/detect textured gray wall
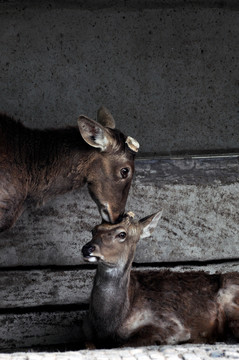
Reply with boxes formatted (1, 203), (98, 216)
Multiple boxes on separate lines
(0, 157), (238, 267)
(0, 0), (238, 155)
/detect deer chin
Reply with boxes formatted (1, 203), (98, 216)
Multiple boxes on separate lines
(86, 256), (98, 263)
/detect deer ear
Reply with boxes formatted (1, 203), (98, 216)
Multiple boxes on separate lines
(97, 106), (115, 129)
(139, 210), (163, 239)
(78, 116), (111, 151)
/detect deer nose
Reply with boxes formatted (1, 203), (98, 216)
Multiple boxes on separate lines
(101, 206), (111, 223)
(82, 243), (96, 258)
(101, 204), (122, 224)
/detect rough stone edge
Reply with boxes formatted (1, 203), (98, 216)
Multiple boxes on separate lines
(1, 344), (239, 360)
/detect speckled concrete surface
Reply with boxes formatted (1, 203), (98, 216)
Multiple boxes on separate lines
(1, 345), (239, 360)
(1, 1), (239, 155)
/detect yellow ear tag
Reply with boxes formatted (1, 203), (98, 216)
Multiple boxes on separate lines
(126, 211), (135, 219)
(125, 136), (140, 153)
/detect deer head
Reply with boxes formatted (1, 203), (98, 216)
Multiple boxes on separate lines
(78, 107), (139, 223)
(82, 210), (162, 268)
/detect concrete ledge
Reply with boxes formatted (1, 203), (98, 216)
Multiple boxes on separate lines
(1, 344), (239, 360)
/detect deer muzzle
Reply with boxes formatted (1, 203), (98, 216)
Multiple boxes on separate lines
(82, 243), (96, 258)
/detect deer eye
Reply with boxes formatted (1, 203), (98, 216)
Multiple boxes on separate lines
(118, 232), (126, 240)
(120, 168), (129, 179)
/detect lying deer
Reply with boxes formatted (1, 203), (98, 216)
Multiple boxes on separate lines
(82, 211), (239, 348)
(0, 107), (139, 232)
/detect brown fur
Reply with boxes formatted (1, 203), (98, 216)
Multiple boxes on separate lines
(82, 212), (239, 348)
(0, 109), (138, 231)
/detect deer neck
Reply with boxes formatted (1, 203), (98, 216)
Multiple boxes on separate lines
(90, 261), (132, 338)
(26, 127), (96, 198)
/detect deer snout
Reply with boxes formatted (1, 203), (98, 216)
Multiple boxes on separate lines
(100, 203), (124, 224)
(100, 205), (112, 223)
(82, 243), (96, 258)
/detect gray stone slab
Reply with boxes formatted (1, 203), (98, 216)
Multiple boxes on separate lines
(0, 158), (238, 266)
(1, 263), (239, 309)
(0, 269), (93, 308)
(0, 310), (85, 352)
(135, 157), (239, 186)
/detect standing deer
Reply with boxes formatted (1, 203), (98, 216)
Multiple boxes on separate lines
(0, 107), (139, 232)
(82, 211), (239, 348)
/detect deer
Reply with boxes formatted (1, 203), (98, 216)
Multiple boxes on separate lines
(82, 211), (239, 348)
(0, 107), (139, 232)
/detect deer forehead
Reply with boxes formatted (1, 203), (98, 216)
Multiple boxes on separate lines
(108, 152), (134, 166)
(93, 224), (139, 245)
(95, 216), (136, 233)
(93, 153), (134, 174)
(95, 226), (128, 238)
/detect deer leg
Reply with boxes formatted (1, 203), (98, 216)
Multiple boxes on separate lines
(219, 285), (239, 340)
(122, 325), (167, 347)
(225, 305), (239, 339)
(122, 317), (191, 347)
(82, 315), (97, 349)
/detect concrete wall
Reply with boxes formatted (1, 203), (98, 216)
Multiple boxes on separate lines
(1, 0), (239, 156)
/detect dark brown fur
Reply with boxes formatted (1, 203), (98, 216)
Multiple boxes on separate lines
(82, 212), (239, 348)
(0, 108), (138, 231)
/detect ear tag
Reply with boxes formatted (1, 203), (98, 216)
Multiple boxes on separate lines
(125, 136), (140, 153)
(126, 211), (135, 219)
